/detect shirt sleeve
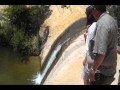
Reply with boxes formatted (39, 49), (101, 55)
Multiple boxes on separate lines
(93, 24), (109, 55)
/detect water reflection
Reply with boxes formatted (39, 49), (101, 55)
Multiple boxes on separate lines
(0, 46), (41, 85)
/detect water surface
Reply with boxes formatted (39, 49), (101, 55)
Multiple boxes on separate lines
(0, 46), (41, 85)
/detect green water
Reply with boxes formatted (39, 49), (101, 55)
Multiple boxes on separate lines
(0, 46), (41, 85)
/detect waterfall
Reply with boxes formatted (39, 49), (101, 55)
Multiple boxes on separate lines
(32, 44), (62, 85)
(32, 38), (70, 85)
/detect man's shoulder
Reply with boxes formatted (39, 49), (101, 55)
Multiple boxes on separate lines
(103, 13), (115, 22)
(98, 13), (115, 27)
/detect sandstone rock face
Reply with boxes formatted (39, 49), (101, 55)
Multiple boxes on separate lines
(40, 5), (88, 85)
(40, 5), (88, 66)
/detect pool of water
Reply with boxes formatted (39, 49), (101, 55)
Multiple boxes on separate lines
(0, 46), (41, 85)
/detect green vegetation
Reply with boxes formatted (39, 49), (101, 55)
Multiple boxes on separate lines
(107, 5), (120, 46)
(107, 5), (120, 26)
(0, 5), (51, 56)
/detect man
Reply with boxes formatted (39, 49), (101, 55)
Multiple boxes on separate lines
(88, 5), (118, 85)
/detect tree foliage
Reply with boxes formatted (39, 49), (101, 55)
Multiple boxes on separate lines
(0, 5), (51, 55)
(107, 5), (120, 45)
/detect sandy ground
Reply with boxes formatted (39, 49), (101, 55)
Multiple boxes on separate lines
(40, 5), (88, 65)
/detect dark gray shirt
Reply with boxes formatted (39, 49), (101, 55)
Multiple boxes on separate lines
(93, 13), (118, 76)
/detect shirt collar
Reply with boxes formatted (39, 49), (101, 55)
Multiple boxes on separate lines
(98, 12), (107, 21)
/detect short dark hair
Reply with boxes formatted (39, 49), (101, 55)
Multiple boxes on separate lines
(93, 5), (106, 13)
(86, 5), (96, 25)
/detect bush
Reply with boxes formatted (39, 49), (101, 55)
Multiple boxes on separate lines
(107, 5), (120, 46)
(4, 5), (51, 37)
(11, 28), (25, 50)
(107, 5), (120, 27)
(4, 5), (32, 37)
(0, 5), (51, 55)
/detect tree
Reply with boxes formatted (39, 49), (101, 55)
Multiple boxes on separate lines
(0, 5), (52, 56)
(107, 5), (120, 46)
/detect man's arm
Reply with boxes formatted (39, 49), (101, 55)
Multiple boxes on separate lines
(88, 54), (105, 82)
(88, 24), (108, 82)
(91, 54), (105, 71)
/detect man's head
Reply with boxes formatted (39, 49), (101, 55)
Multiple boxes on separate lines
(92, 5), (106, 21)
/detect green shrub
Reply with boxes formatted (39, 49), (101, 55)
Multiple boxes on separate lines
(0, 5), (51, 55)
(107, 5), (120, 46)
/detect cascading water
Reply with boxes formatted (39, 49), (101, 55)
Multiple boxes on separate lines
(32, 44), (62, 85)
(32, 39), (70, 85)
(32, 18), (86, 85)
